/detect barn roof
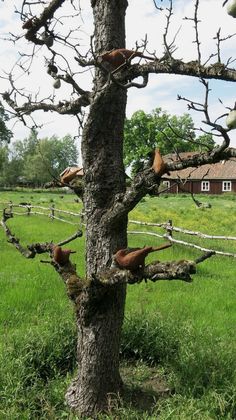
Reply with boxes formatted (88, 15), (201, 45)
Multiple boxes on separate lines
(164, 152), (236, 180)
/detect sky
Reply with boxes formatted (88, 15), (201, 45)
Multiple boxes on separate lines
(0, 0), (235, 153)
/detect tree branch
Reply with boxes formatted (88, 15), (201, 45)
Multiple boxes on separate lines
(103, 147), (236, 228)
(23, 0), (66, 45)
(1, 210), (86, 303)
(97, 259), (197, 285)
(0, 211), (82, 259)
(115, 58), (236, 86)
(2, 91), (91, 118)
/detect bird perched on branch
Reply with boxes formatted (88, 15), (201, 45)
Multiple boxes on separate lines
(151, 148), (170, 176)
(114, 242), (172, 271)
(60, 166), (82, 184)
(52, 245), (76, 266)
(97, 48), (155, 71)
(22, 17), (35, 30)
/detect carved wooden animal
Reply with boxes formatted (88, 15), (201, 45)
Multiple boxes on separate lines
(152, 148), (169, 176)
(60, 167), (81, 184)
(52, 245), (76, 266)
(97, 48), (155, 70)
(22, 18), (34, 30)
(114, 242), (172, 271)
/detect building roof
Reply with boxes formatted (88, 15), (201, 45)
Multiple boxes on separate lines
(164, 152), (236, 180)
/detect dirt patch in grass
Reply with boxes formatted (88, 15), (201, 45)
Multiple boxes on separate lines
(120, 363), (171, 413)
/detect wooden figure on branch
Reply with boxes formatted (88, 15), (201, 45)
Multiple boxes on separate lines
(151, 148), (170, 176)
(114, 242), (172, 271)
(22, 17), (35, 30)
(52, 245), (76, 266)
(60, 167), (82, 184)
(97, 48), (155, 71)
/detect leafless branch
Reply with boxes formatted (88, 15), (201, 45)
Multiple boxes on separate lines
(162, 0), (180, 60)
(0, 207), (204, 296)
(0, 211), (83, 259)
(159, 122), (214, 152)
(178, 78), (231, 154)
(152, 0), (164, 11)
(107, 72), (149, 90)
(103, 144), (236, 228)
(183, 0), (201, 64)
(2, 90), (91, 120)
(118, 58), (236, 87)
(193, 0), (201, 64)
(100, 248), (220, 285)
(21, 0), (66, 46)
(213, 27), (236, 65)
(98, 259), (196, 285)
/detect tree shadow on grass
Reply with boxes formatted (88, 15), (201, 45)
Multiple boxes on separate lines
(119, 363), (172, 415)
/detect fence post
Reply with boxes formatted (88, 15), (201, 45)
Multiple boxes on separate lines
(166, 219), (173, 239)
(27, 204), (31, 216)
(50, 204), (55, 220)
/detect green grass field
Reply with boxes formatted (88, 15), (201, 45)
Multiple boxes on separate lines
(0, 190), (236, 419)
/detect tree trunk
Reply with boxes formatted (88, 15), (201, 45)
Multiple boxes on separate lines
(66, 0), (128, 415)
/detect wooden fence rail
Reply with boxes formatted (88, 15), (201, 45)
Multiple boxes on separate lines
(129, 219), (236, 241)
(0, 202), (82, 226)
(128, 219), (236, 258)
(1, 202), (236, 257)
(127, 230), (236, 258)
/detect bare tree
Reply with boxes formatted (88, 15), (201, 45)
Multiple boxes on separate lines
(1, 0), (236, 416)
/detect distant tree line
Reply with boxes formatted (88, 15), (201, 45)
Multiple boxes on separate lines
(0, 103), (215, 186)
(0, 126), (79, 188)
(0, 103), (13, 182)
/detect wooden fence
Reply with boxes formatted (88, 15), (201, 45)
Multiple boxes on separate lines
(128, 219), (236, 258)
(1, 202), (236, 258)
(0, 202), (82, 226)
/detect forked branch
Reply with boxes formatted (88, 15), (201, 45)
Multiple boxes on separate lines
(1, 209), (214, 288)
(0, 210), (82, 259)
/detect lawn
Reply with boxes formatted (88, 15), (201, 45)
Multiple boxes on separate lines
(0, 190), (236, 419)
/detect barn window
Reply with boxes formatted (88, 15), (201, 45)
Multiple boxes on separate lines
(162, 180), (170, 189)
(201, 181), (210, 191)
(222, 181), (232, 192)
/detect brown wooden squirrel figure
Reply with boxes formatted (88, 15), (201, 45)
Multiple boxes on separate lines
(52, 245), (76, 266)
(97, 48), (155, 70)
(22, 17), (35, 30)
(151, 148), (169, 176)
(60, 167), (81, 184)
(114, 242), (172, 271)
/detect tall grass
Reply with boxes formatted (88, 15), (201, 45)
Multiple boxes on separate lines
(0, 191), (236, 418)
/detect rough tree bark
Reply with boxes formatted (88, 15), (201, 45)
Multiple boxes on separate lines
(66, 0), (129, 415)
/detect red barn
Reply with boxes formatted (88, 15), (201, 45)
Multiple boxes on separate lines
(162, 152), (236, 194)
